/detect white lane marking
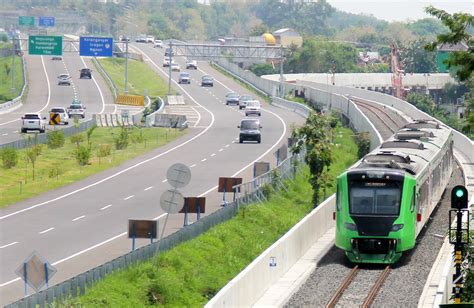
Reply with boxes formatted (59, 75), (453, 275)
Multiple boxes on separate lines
(211, 153), (216, 157)
(1, 133), (7, 136)
(39, 227), (55, 234)
(162, 179), (168, 183)
(225, 144), (230, 147)
(123, 195), (134, 200)
(1, 213), (168, 288)
(201, 158), (207, 162)
(198, 108), (288, 198)
(100, 204), (113, 210)
(144, 186), (153, 191)
(219, 148), (223, 152)
(190, 106), (201, 127)
(0, 242), (18, 249)
(13, 130), (18, 133)
(72, 215), (85, 222)
(190, 164), (197, 168)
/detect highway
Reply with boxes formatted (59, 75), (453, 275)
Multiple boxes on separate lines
(0, 39), (115, 145)
(0, 42), (305, 305)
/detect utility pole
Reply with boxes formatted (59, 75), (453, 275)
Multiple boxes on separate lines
(11, 36), (16, 93)
(279, 46), (284, 98)
(168, 41), (173, 96)
(124, 38), (129, 94)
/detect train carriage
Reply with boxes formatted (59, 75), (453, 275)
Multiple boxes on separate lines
(335, 120), (454, 264)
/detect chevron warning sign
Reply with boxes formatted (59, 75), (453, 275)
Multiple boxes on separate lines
(116, 94), (144, 106)
(49, 112), (60, 125)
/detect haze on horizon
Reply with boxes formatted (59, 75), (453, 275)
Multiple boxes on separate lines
(327, 0), (473, 22)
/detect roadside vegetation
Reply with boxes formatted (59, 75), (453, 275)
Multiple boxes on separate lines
(0, 127), (186, 208)
(0, 54), (23, 103)
(63, 118), (358, 307)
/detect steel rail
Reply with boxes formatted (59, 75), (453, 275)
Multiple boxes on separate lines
(326, 265), (359, 308)
(362, 266), (391, 308)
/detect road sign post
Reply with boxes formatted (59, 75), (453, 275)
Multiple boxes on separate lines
(28, 35), (62, 56)
(79, 37), (113, 57)
(15, 251), (57, 295)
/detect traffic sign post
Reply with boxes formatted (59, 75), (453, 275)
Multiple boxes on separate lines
(179, 197), (206, 226)
(39, 16), (55, 27)
(448, 185), (470, 304)
(49, 112), (60, 125)
(28, 35), (62, 56)
(15, 251), (57, 295)
(19, 16), (35, 27)
(79, 36), (113, 57)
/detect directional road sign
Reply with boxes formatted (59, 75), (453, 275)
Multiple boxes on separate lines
(19, 16), (35, 26)
(39, 16), (55, 27)
(29, 36), (62, 56)
(49, 112), (60, 125)
(15, 251), (57, 293)
(79, 36), (113, 57)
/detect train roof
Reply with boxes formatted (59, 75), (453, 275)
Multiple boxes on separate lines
(350, 120), (452, 177)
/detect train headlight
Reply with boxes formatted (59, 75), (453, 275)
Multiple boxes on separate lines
(344, 223), (357, 231)
(391, 224), (404, 232)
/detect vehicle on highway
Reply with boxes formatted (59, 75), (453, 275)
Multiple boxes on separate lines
(163, 57), (175, 67)
(51, 56), (62, 61)
(201, 75), (214, 87)
(335, 120), (453, 264)
(154, 39), (163, 48)
(225, 92), (240, 105)
(171, 63), (181, 72)
(67, 100), (86, 118)
(49, 107), (70, 125)
(186, 59), (197, 69)
(164, 47), (175, 57)
(244, 100), (261, 116)
(146, 35), (155, 43)
(238, 118), (261, 144)
(79, 68), (92, 79)
(119, 35), (130, 42)
(178, 72), (191, 84)
(238, 95), (253, 109)
(135, 35), (147, 43)
(57, 73), (71, 86)
(21, 113), (46, 133)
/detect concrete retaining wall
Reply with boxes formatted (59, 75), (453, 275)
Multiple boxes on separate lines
(206, 197), (336, 308)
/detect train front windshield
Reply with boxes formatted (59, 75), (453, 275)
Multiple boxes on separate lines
(349, 181), (402, 215)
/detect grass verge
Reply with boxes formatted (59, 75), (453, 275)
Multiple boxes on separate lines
(0, 55), (23, 103)
(97, 58), (172, 97)
(0, 127), (186, 208)
(65, 125), (357, 307)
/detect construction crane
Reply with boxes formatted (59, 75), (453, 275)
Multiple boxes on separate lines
(390, 42), (405, 98)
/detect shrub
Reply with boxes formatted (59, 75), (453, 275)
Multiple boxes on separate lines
(0, 148), (18, 169)
(115, 126), (129, 150)
(355, 132), (371, 158)
(47, 130), (65, 149)
(74, 145), (92, 166)
(97, 144), (112, 163)
(70, 134), (85, 148)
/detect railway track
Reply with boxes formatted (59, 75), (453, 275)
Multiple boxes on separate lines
(352, 100), (399, 135)
(326, 266), (391, 308)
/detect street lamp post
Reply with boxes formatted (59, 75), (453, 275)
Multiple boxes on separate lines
(11, 36), (16, 93)
(168, 41), (173, 96)
(124, 38), (129, 94)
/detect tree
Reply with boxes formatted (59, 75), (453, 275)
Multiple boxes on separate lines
(26, 145), (42, 181)
(400, 39), (437, 73)
(291, 112), (333, 206)
(425, 6), (473, 81)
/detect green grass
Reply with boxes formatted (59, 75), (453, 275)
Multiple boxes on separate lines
(0, 127), (186, 208)
(97, 58), (171, 97)
(66, 126), (358, 307)
(0, 55), (23, 103)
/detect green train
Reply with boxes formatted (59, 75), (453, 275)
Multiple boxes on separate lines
(335, 120), (454, 264)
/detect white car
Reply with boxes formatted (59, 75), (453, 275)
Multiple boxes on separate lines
(186, 60), (197, 69)
(178, 72), (191, 84)
(171, 63), (181, 72)
(146, 35), (155, 43)
(49, 107), (70, 125)
(57, 73), (71, 86)
(21, 113), (46, 133)
(163, 58), (175, 67)
(154, 40), (163, 48)
(239, 95), (253, 110)
(67, 102), (86, 119)
(245, 100), (261, 116)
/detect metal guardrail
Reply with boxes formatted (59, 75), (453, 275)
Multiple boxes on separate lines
(5, 148), (306, 308)
(91, 57), (118, 99)
(0, 120), (96, 150)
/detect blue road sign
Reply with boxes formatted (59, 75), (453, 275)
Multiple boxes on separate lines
(39, 17), (55, 27)
(79, 36), (113, 57)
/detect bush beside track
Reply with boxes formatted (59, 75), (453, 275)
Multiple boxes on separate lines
(63, 124), (358, 307)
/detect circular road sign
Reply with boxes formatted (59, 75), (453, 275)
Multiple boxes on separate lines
(160, 189), (184, 214)
(166, 163), (191, 189)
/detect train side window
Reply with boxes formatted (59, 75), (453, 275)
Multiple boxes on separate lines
(410, 188), (416, 212)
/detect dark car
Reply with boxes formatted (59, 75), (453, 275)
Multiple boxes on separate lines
(225, 92), (240, 105)
(51, 56), (62, 61)
(201, 75), (214, 87)
(238, 118), (262, 143)
(80, 68), (92, 79)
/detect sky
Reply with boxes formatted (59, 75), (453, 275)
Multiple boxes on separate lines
(326, 0), (473, 22)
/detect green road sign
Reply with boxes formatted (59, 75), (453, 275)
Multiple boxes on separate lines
(19, 16), (35, 26)
(28, 36), (62, 56)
